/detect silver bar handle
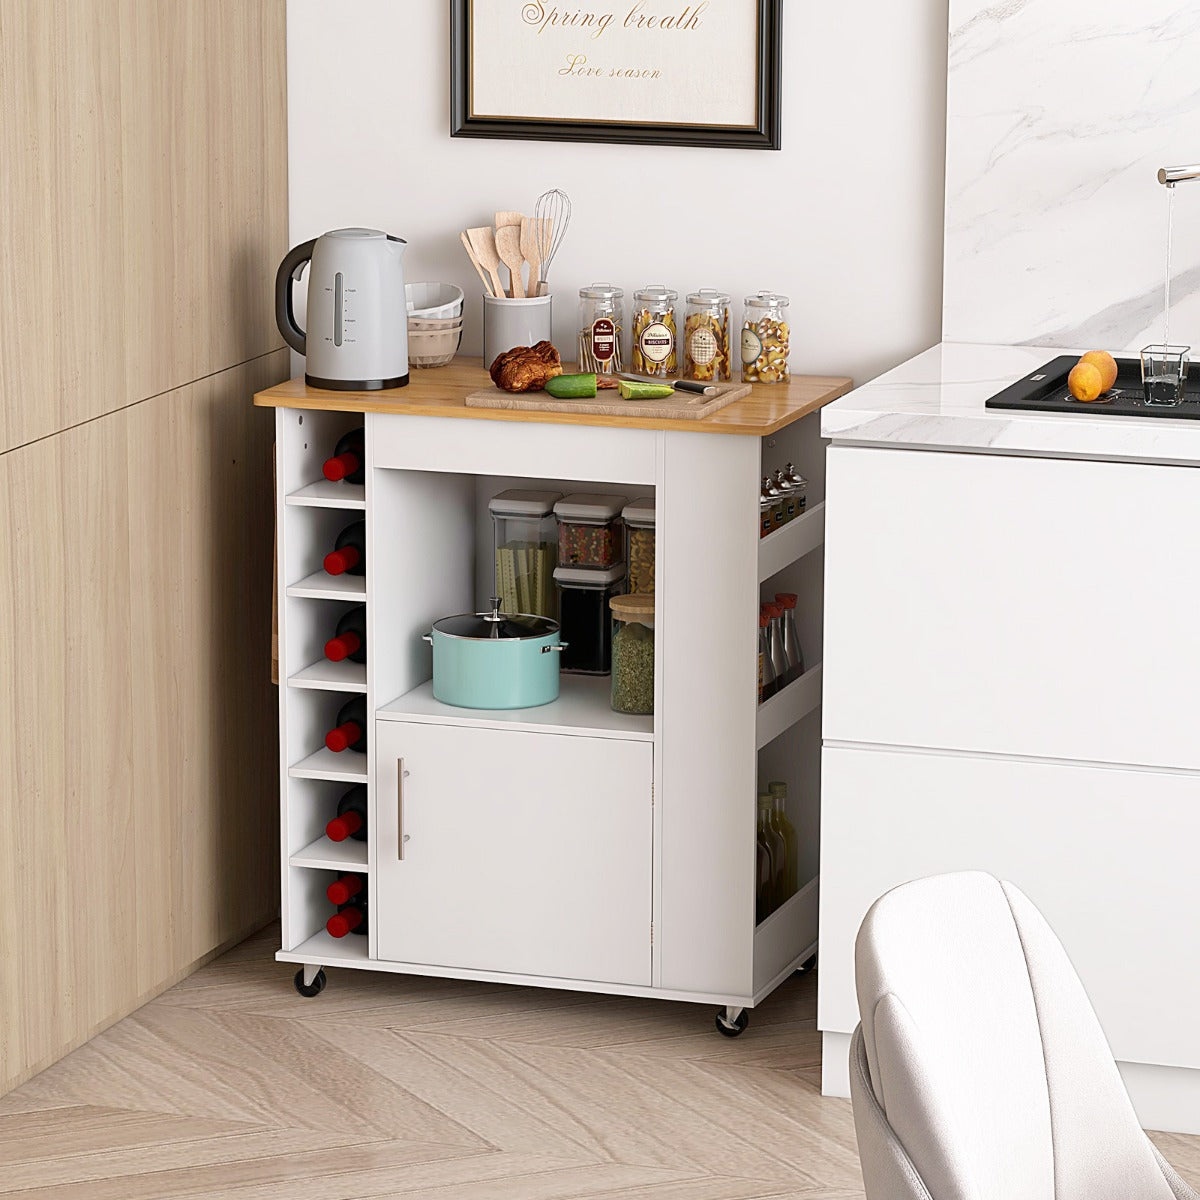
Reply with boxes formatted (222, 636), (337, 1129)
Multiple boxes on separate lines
(397, 758), (410, 860)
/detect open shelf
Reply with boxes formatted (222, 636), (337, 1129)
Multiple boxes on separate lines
(756, 663), (822, 750)
(285, 479), (366, 510)
(378, 673), (654, 742)
(286, 570), (367, 602)
(290, 835), (368, 871)
(277, 927), (370, 969)
(758, 502), (825, 582)
(753, 874), (820, 996)
(289, 747), (368, 783)
(288, 659), (367, 693)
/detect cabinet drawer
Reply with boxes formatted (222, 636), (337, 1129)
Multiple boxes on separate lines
(824, 446), (1200, 769)
(818, 745), (1200, 1070)
(374, 722), (653, 986)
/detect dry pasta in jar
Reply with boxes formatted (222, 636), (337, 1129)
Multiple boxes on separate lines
(741, 292), (790, 384)
(683, 289), (732, 382)
(631, 285), (678, 378)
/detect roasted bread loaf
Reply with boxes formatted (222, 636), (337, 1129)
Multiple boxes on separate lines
(489, 341), (563, 393)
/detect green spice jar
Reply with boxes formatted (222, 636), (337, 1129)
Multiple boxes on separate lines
(610, 593), (655, 715)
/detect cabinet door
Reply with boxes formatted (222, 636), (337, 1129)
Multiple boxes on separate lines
(824, 445), (1200, 770)
(374, 723), (653, 986)
(818, 745), (1200, 1071)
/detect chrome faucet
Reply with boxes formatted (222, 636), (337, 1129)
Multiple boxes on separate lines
(1158, 165), (1200, 187)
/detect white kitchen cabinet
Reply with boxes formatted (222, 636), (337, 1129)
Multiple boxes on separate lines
(820, 357), (1200, 1131)
(373, 722), (653, 986)
(819, 744), (1200, 1072)
(260, 367), (847, 1029)
(824, 445), (1200, 771)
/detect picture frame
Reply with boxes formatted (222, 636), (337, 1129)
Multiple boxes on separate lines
(450, 1), (782, 150)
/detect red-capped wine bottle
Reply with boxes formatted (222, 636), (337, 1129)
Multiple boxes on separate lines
(325, 605), (367, 664)
(323, 428), (365, 484)
(325, 696), (367, 754)
(326, 899), (368, 938)
(324, 520), (366, 577)
(325, 785), (368, 843)
(326, 872), (365, 906)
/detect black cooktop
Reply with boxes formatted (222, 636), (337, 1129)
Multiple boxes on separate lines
(985, 355), (1200, 420)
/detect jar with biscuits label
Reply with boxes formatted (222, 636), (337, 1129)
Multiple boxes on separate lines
(632, 285), (678, 378)
(741, 292), (790, 384)
(578, 283), (625, 374)
(683, 289), (732, 383)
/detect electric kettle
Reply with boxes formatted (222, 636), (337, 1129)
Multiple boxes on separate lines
(275, 228), (409, 390)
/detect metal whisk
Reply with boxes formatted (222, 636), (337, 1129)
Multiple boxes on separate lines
(532, 188), (572, 297)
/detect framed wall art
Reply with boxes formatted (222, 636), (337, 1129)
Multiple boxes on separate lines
(450, 1), (783, 150)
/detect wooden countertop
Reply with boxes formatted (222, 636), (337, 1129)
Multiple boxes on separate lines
(254, 359), (853, 436)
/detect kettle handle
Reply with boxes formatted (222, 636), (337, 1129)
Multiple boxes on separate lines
(274, 239), (316, 355)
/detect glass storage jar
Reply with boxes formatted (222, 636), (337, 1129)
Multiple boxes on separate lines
(741, 292), (790, 384)
(683, 289), (732, 382)
(553, 564), (626, 675)
(578, 283), (625, 373)
(610, 593), (655, 714)
(489, 489), (561, 619)
(554, 493), (625, 568)
(631, 285), (678, 378)
(622, 497), (655, 593)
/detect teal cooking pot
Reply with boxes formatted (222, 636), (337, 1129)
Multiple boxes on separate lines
(423, 597), (564, 709)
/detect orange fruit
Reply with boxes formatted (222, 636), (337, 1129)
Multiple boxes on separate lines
(1079, 350), (1118, 392)
(1068, 361), (1104, 402)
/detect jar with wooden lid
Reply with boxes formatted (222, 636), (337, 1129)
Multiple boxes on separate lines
(610, 593), (655, 714)
(578, 283), (625, 374)
(741, 292), (790, 383)
(631, 285), (678, 378)
(683, 289), (731, 382)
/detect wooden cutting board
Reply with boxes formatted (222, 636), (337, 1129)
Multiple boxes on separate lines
(465, 379), (752, 421)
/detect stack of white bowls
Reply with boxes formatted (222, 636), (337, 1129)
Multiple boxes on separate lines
(407, 283), (464, 368)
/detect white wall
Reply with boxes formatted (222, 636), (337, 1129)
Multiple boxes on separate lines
(286, 1), (949, 386)
(943, 0), (1200, 349)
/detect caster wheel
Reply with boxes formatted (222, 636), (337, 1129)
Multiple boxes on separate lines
(715, 1008), (749, 1038)
(294, 967), (327, 998)
(795, 953), (818, 976)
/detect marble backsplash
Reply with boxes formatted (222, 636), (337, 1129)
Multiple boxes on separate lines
(942, 0), (1200, 351)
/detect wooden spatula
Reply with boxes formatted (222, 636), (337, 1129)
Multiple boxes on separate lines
(495, 225), (526, 298)
(466, 226), (506, 299)
(520, 217), (548, 299)
(460, 231), (495, 296)
(495, 210), (523, 233)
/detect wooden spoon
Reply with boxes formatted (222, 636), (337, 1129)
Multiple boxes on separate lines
(495, 224), (526, 298)
(466, 226), (506, 299)
(520, 217), (548, 299)
(460, 231), (495, 297)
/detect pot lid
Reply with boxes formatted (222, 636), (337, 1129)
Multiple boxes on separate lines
(432, 597), (558, 641)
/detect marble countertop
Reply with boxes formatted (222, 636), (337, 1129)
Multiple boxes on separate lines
(822, 342), (1200, 466)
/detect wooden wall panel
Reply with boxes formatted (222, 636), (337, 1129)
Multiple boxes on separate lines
(0, 352), (286, 1094)
(0, 0), (288, 453)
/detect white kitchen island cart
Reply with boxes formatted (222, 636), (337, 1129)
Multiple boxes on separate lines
(258, 361), (850, 1034)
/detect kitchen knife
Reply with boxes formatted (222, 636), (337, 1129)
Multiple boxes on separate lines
(619, 373), (718, 396)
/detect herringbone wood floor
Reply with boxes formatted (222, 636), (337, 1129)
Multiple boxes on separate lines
(2, 925), (1199, 1199)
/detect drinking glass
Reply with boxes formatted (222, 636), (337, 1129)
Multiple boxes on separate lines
(1140, 344), (1190, 407)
